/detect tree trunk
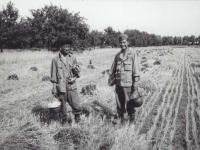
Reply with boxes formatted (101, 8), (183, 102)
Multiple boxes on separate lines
(0, 46), (3, 53)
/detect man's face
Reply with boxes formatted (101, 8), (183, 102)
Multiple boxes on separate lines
(119, 39), (129, 51)
(61, 44), (72, 55)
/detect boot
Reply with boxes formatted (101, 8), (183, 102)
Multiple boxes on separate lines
(129, 114), (135, 125)
(112, 113), (124, 125)
(61, 114), (69, 126)
(75, 114), (81, 123)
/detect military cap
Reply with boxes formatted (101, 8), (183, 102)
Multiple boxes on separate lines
(119, 34), (128, 41)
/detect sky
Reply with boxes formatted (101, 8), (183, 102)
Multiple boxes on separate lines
(0, 0), (200, 37)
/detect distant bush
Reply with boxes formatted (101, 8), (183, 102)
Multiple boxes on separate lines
(191, 63), (200, 68)
(141, 67), (148, 73)
(193, 72), (200, 79)
(77, 62), (83, 66)
(142, 63), (152, 68)
(7, 74), (19, 80)
(30, 66), (38, 71)
(42, 75), (50, 81)
(87, 64), (95, 69)
(81, 84), (96, 95)
(153, 60), (161, 65)
(101, 69), (110, 75)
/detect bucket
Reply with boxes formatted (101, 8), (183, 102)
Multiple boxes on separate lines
(48, 95), (61, 113)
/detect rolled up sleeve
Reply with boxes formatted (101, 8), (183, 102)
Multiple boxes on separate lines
(50, 59), (57, 83)
(132, 53), (140, 77)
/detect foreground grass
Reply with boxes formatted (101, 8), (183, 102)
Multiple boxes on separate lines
(2, 46), (198, 149)
(0, 48), (150, 150)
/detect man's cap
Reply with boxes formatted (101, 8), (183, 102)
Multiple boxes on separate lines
(119, 34), (128, 41)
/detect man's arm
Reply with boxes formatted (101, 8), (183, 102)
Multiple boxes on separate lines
(50, 59), (58, 95)
(109, 56), (117, 76)
(108, 56), (117, 86)
(132, 52), (141, 91)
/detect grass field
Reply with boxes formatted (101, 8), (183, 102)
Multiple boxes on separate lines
(1, 46), (200, 150)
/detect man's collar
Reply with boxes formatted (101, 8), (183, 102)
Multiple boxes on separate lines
(119, 48), (131, 60)
(59, 51), (72, 58)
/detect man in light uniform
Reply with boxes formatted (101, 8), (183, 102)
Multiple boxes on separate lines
(109, 34), (140, 124)
(50, 42), (82, 123)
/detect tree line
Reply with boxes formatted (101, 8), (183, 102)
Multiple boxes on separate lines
(0, 2), (200, 52)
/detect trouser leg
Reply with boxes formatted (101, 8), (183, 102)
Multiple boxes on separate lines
(57, 92), (68, 123)
(66, 89), (82, 114)
(127, 93), (136, 124)
(115, 86), (126, 118)
(57, 92), (68, 116)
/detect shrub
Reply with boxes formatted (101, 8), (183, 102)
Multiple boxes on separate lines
(193, 72), (200, 79)
(101, 69), (110, 75)
(191, 63), (200, 68)
(77, 62), (83, 66)
(7, 74), (19, 80)
(142, 57), (146, 60)
(81, 84), (96, 95)
(141, 67), (148, 72)
(87, 64), (95, 69)
(142, 63), (151, 68)
(30, 66), (38, 71)
(42, 75), (50, 81)
(153, 60), (161, 65)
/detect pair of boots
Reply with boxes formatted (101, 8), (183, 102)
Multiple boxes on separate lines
(112, 113), (135, 125)
(120, 113), (135, 124)
(62, 114), (81, 125)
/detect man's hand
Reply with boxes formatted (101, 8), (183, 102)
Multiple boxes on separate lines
(133, 77), (139, 90)
(68, 77), (77, 84)
(133, 81), (138, 91)
(52, 83), (57, 96)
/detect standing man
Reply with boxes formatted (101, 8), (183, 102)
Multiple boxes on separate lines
(109, 34), (140, 124)
(50, 42), (82, 123)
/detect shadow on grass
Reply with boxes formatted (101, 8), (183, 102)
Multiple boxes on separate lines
(31, 105), (66, 125)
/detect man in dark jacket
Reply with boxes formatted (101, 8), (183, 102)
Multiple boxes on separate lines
(109, 34), (140, 124)
(50, 43), (82, 123)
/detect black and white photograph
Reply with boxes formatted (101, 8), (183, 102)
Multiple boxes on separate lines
(0, 0), (200, 149)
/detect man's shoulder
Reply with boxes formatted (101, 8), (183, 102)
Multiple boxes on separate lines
(129, 48), (139, 57)
(115, 51), (122, 59)
(51, 53), (60, 62)
(129, 48), (137, 54)
(53, 53), (60, 59)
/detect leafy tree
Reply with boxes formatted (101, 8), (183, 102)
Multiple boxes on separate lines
(104, 26), (119, 48)
(188, 35), (195, 45)
(89, 30), (103, 48)
(0, 1), (19, 52)
(28, 4), (89, 51)
(182, 36), (189, 45)
(197, 36), (200, 45)
(162, 36), (173, 45)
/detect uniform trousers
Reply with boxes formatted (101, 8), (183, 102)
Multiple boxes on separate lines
(115, 86), (136, 116)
